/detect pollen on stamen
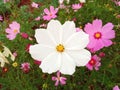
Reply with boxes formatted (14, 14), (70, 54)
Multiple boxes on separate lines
(94, 32), (102, 39)
(13, 29), (18, 34)
(56, 44), (65, 53)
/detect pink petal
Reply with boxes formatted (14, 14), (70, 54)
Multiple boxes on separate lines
(102, 23), (114, 33)
(56, 71), (60, 77)
(92, 19), (102, 31)
(86, 64), (93, 70)
(55, 80), (59, 86)
(113, 85), (120, 90)
(87, 37), (97, 49)
(6, 34), (16, 40)
(52, 76), (57, 81)
(84, 23), (95, 35)
(102, 30), (115, 39)
(5, 28), (11, 33)
(60, 78), (66, 85)
(43, 15), (51, 21)
(9, 21), (20, 30)
(92, 39), (104, 51)
(102, 39), (113, 47)
(44, 8), (50, 15)
(50, 6), (54, 13)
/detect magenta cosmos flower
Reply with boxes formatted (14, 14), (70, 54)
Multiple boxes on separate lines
(86, 55), (101, 71)
(5, 21), (20, 40)
(52, 71), (67, 86)
(113, 85), (120, 90)
(43, 6), (58, 21)
(84, 19), (115, 52)
(21, 62), (30, 73)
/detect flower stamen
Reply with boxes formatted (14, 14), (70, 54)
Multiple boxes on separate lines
(56, 44), (64, 52)
(94, 32), (102, 39)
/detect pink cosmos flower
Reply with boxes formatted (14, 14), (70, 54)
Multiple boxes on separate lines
(113, 85), (120, 90)
(43, 6), (58, 21)
(5, 21), (20, 40)
(35, 16), (40, 21)
(86, 55), (101, 71)
(112, 0), (120, 6)
(72, 4), (82, 11)
(84, 19), (115, 52)
(20, 32), (29, 39)
(0, 15), (3, 21)
(52, 71), (67, 86)
(3, 0), (9, 3)
(21, 62), (30, 73)
(31, 2), (39, 8)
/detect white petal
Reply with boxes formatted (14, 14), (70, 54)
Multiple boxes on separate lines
(60, 52), (76, 75)
(65, 30), (89, 50)
(62, 21), (76, 43)
(67, 49), (91, 66)
(35, 29), (56, 47)
(39, 52), (61, 74)
(0, 57), (5, 67)
(47, 20), (62, 43)
(29, 44), (54, 61)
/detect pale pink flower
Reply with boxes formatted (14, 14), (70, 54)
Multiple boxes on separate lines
(0, 15), (3, 21)
(20, 32), (29, 39)
(21, 62), (30, 73)
(35, 16), (40, 21)
(31, 2), (39, 8)
(52, 71), (67, 86)
(113, 85), (120, 90)
(86, 55), (101, 71)
(3, 0), (9, 3)
(72, 4), (82, 11)
(5, 21), (20, 40)
(13, 52), (17, 57)
(84, 19), (115, 52)
(43, 6), (58, 21)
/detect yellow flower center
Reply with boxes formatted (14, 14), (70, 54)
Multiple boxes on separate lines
(13, 29), (18, 34)
(12, 62), (18, 67)
(94, 32), (101, 39)
(56, 44), (65, 52)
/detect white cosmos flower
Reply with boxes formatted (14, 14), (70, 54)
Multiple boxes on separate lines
(29, 20), (91, 75)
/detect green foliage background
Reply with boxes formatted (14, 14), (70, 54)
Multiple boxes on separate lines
(0, 0), (120, 90)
